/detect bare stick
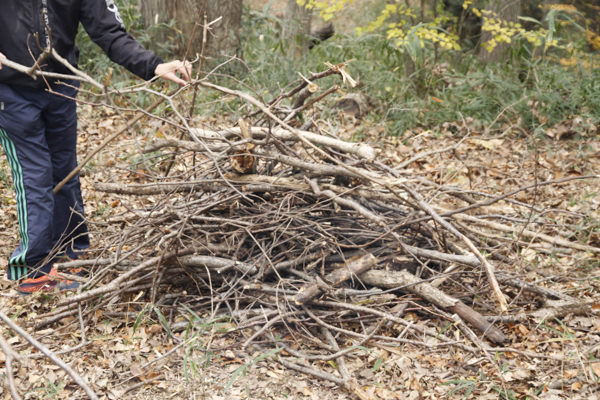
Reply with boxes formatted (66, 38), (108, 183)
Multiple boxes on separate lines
(322, 327), (374, 400)
(0, 56), (102, 88)
(190, 126), (377, 159)
(400, 184), (508, 312)
(358, 269), (506, 343)
(54, 87), (181, 194)
(294, 253), (378, 305)
(0, 312), (99, 400)
(453, 213), (600, 254)
(56, 248), (195, 307)
(0, 334), (23, 400)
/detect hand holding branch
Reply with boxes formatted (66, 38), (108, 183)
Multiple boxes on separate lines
(154, 60), (192, 86)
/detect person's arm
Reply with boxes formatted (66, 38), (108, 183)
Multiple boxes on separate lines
(1, 49), (190, 86)
(1, 50), (189, 86)
(80, 0), (190, 85)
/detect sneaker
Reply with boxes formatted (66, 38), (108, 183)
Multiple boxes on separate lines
(17, 268), (80, 296)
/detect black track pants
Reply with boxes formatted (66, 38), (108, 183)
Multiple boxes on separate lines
(0, 82), (89, 280)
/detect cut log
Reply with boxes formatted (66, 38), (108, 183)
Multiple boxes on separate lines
(334, 93), (368, 118)
(231, 119), (257, 174)
(310, 22), (335, 49)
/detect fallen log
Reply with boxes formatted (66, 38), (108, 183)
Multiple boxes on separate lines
(358, 269), (506, 344)
(189, 127), (377, 160)
(294, 254), (378, 305)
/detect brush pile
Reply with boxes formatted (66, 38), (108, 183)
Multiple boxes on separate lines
(23, 62), (600, 398)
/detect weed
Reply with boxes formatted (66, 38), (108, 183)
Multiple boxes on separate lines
(224, 347), (283, 394)
(491, 384), (518, 400)
(440, 371), (490, 399)
(0, 167), (9, 184)
(25, 380), (65, 400)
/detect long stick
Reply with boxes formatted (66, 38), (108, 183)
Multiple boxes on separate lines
(0, 312), (99, 400)
(400, 184), (509, 312)
(0, 334), (23, 400)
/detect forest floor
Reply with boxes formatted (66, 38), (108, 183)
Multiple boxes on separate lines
(0, 102), (599, 399)
(0, 2), (599, 400)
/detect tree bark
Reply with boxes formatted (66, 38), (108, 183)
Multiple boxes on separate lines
(479, 0), (521, 63)
(140, 0), (242, 59)
(283, 0), (313, 56)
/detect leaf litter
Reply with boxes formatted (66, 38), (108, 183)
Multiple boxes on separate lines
(0, 67), (598, 400)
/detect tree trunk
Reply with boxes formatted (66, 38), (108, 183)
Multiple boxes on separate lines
(479, 0), (521, 63)
(283, 0), (313, 57)
(140, 0), (242, 59)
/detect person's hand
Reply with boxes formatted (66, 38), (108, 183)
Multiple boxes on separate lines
(0, 52), (5, 70)
(154, 60), (192, 86)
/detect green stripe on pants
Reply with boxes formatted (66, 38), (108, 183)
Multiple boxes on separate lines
(0, 128), (29, 280)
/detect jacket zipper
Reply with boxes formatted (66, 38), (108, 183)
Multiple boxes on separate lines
(41, 0), (50, 48)
(32, 0), (47, 52)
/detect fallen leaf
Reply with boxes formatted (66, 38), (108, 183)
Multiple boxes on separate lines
(591, 362), (600, 377)
(564, 369), (579, 379)
(223, 350), (236, 359)
(266, 370), (279, 379)
(293, 380), (312, 396)
(471, 138), (504, 150)
(131, 364), (145, 381)
(96, 377), (109, 388)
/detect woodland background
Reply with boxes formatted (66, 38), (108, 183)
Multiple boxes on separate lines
(0, 0), (599, 399)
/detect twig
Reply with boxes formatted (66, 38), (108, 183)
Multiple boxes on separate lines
(0, 312), (99, 400)
(54, 87), (183, 194)
(400, 184), (508, 312)
(0, 333), (23, 400)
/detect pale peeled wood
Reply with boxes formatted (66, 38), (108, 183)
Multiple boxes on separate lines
(294, 254), (378, 305)
(190, 127), (377, 160)
(359, 269), (506, 344)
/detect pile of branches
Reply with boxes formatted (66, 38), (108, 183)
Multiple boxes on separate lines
(5, 50), (600, 398)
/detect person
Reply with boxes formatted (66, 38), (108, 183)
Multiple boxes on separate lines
(0, 0), (191, 295)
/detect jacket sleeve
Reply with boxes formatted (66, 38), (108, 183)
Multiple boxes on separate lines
(79, 0), (164, 81)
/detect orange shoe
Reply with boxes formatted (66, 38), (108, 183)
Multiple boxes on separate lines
(66, 267), (84, 277)
(17, 268), (80, 296)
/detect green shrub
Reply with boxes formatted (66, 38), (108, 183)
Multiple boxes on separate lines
(73, 1), (600, 137)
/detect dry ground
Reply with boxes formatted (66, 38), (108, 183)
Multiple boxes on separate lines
(0, 104), (599, 399)
(0, 2), (599, 399)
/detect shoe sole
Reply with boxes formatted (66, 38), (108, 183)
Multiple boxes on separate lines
(17, 281), (81, 296)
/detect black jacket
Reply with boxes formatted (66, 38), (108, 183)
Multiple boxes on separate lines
(0, 0), (163, 89)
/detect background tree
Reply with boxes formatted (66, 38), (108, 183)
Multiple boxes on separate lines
(479, 0), (522, 62)
(140, 0), (243, 59)
(283, 0), (313, 56)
